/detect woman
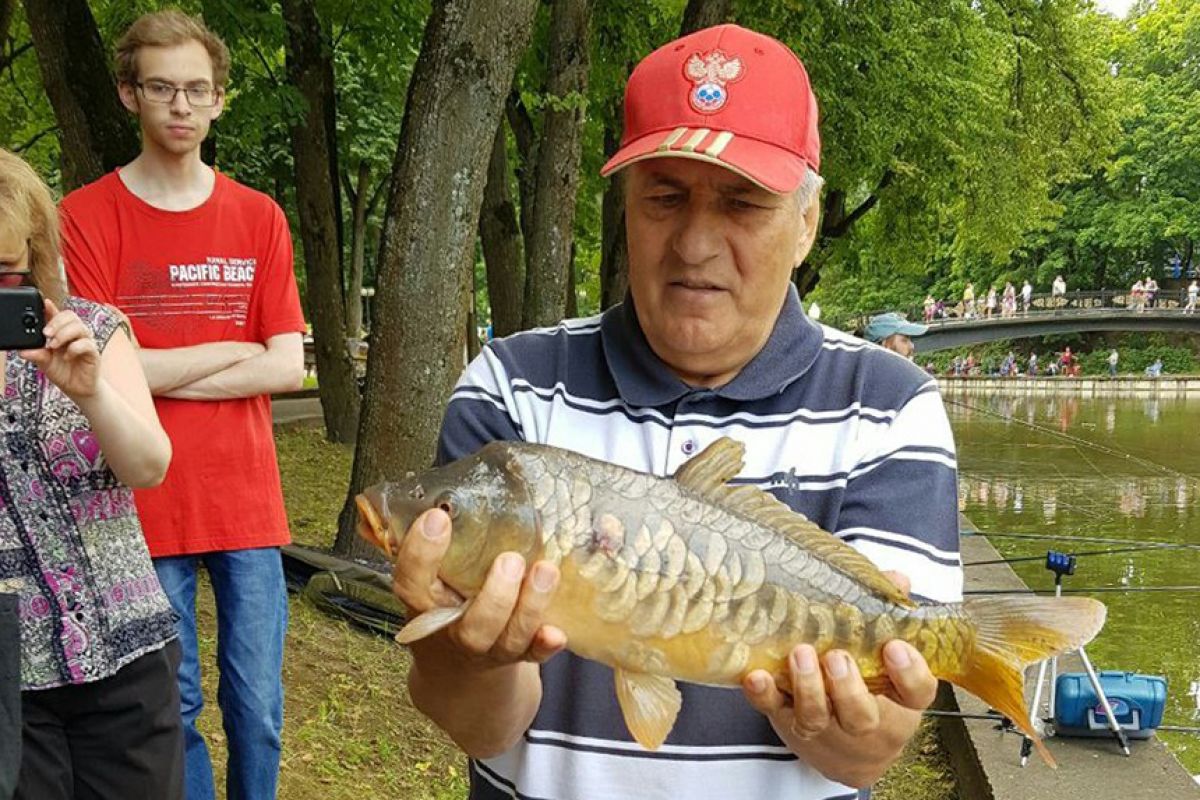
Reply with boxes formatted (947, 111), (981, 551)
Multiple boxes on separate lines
(0, 149), (181, 799)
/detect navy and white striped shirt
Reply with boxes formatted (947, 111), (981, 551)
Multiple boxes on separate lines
(437, 287), (961, 800)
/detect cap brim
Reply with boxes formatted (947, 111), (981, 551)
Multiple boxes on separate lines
(601, 129), (808, 195)
(895, 321), (928, 337)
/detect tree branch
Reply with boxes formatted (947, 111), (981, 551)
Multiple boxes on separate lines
(0, 40), (30, 73)
(822, 169), (894, 239)
(13, 125), (56, 153)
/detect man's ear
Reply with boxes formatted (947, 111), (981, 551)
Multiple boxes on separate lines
(118, 82), (139, 114)
(792, 190), (822, 267)
(211, 88), (226, 121)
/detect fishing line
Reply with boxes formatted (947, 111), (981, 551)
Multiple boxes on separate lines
(965, 542), (1200, 567)
(964, 585), (1200, 595)
(962, 530), (1197, 548)
(944, 396), (1200, 487)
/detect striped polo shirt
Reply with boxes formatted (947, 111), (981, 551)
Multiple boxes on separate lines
(437, 286), (962, 800)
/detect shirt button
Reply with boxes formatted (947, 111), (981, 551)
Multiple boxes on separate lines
(681, 440), (697, 456)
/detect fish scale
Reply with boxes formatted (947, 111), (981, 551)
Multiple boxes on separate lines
(358, 436), (1107, 762)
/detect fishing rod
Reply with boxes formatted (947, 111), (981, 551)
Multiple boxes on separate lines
(964, 542), (1200, 567)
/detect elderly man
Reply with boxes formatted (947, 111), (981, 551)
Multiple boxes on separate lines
(390, 24), (961, 800)
(864, 312), (929, 360)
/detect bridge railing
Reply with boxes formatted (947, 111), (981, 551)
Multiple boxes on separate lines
(850, 288), (1194, 334)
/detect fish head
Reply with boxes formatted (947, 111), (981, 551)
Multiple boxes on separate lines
(355, 443), (541, 594)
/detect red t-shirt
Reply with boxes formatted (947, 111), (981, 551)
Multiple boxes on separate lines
(60, 170), (306, 557)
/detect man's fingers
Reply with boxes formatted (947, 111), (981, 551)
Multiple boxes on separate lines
(823, 651), (880, 735)
(491, 561), (560, 661)
(450, 553), (525, 656)
(881, 570), (911, 597)
(390, 508), (453, 611)
(881, 640), (938, 710)
(788, 645), (829, 739)
(741, 669), (788, 716)
(525, 624), (568, 664)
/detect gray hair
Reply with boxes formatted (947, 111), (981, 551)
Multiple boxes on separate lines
(795, 167), (824, 211)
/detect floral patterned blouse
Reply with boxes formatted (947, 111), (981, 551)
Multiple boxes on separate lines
(0, 297), (176, 691)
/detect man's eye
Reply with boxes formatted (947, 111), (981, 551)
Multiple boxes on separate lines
(727, 198), (761, 211)
(148, 82), (172, 92)
(648, 194), (683, 207)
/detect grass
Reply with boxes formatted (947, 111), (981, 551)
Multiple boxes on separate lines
(191, 426), (955, 799)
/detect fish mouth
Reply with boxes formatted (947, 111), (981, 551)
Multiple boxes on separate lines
(355, 489), (395, 560)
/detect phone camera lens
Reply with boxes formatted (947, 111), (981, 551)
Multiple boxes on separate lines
(22, 311), (37, 333)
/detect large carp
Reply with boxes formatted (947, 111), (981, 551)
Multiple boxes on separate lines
(357, 437), (1104, 764)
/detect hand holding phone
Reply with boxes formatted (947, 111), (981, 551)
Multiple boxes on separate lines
(16, 298), (102, 401)
(0, 287), (46, 350)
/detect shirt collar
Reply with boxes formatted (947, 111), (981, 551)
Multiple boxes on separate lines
(600, 283), (824, 407)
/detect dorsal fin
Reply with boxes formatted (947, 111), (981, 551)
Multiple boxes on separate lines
(673, 437), (916, 608)
(673, 437), (745, 492)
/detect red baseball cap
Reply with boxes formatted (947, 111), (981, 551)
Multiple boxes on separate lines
(600, 24), (820, 194)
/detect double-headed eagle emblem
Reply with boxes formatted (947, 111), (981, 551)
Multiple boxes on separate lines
(685, 50), (744, 113)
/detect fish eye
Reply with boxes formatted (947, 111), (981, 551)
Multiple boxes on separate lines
(435, 492), (458, 519)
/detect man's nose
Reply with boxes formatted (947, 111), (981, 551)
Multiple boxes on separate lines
(170, 91), (192, 114)
(671, 204), (722, 266)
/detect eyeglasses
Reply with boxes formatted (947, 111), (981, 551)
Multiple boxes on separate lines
(135, 81), (219, 108)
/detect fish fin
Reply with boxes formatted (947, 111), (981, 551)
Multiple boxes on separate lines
(947, 596), (1107, 768)
(673, 437), (745, 492)
(863, 674), (895, 698)
(394, 602), (469, 645)
(614, 669), (682, 750)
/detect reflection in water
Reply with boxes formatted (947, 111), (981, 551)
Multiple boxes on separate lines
(947, 393), (1200, 772)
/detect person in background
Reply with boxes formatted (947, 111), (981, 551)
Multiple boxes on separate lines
(0, 148), (181, 799)
(1021, 280), (1033, 314)
(1108, 349), (1119, 378)
(1051, 274), (1067, 308)
(808, 300), (821, 321)
(863, 312), (929, 360)
(923, 293), (935, 322)
(1185, 280), (1198, 314)
(1027, 352), (1038, 376)
(59, 11), (305, 799)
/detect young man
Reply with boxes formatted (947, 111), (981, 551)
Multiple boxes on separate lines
(390, 25), (960, 800)
(60, 11), (305, 800)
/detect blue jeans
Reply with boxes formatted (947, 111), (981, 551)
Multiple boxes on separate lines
(154, 549), (288, 800)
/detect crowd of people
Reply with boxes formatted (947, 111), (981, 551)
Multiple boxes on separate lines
(916, 274), (1200, 323)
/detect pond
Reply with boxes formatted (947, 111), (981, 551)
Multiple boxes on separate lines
(946, 391), (1200, 774)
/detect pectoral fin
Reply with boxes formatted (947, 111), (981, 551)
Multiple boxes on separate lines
(614, 669), (682, 750)
(394, 602), (469, 645)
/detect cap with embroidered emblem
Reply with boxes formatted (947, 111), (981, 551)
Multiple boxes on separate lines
(600, 24), (820, 194)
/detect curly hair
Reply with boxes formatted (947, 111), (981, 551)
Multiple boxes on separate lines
(0, 149), (65, 305)
(114, 9), (231, 89)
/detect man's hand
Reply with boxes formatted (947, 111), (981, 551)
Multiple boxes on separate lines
(739, 570), (938, 788)
(391, 507), (566, 667)
(393, 508), (566, 758)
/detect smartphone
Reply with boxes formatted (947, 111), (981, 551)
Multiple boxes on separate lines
(0, 287), (46, 350)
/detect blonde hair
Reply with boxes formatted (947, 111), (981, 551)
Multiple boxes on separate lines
(114, 9), (231, 89)
(0, 149), (65, 305)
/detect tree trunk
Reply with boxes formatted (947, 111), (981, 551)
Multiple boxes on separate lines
(680, 0), (734, 33)
(334, 0), (540, 557)
(344, 160), (373, 338)
(22, 0), (139, 190)
(565, 241), (578, 318)
(478, 122), (525, 337)
(520, 0), (592, 329)
(598, 0), (733, 309)
(599, 116), (628, 309)
(282, 0), (359, 444)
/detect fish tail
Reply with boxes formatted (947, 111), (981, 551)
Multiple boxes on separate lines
(945, 595), (1107, 767)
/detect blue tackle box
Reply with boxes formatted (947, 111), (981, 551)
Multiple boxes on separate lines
(1053, 671), (1167, 740)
